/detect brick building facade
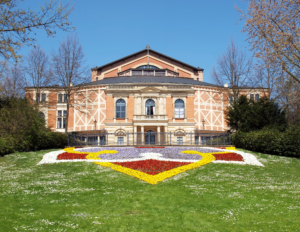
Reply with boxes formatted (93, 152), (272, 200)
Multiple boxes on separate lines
(25, 47), (268, 145)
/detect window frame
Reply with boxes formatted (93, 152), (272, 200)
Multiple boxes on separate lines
(57, 110), (67, 129)
(58, 94), (63, 103)
(118, 137), (124, 145)
(115, 99), (126, 119)
(136, 65), (159, 69)
(177, 137), (183, 145)
(145, 99), (155, 115)
(174, 99), (185, 119)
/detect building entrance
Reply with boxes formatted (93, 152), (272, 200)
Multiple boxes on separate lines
(145, 130), (155, 144)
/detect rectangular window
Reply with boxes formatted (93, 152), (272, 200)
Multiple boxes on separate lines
(177, 137), (183, 145)
(229, 96), (233, 103)
(64, 94), (68, 103)
(57, 110), (67, 128)
(41, 93), (46, 102)
(58, 94), (62, 103)
(36, 94), (40, 102)
(57, 118), (62, 128)
(63, 118), (66, 128)
(250, 94), (254, 101)
(118, 137), (124, 145)
(255, 94), (259, 101)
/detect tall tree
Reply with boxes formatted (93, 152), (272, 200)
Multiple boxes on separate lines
(0, 0), (74, 60)
(1, 62), (27, 98)
(24, 45), (52, 106)
(51, 34), (89, 133)
(212, 39), (254, 102)
(237, 0), (300, 84)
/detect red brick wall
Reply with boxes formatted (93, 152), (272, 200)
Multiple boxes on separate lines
(186, 96), (194, 122)
(166, 97), (173, 122)
(106, 96), (114, 122)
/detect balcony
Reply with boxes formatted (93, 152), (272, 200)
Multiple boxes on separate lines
(133, 115), (168, 121)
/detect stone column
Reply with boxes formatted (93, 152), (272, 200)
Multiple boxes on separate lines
(134, 126), (137, 145)
(141, 96), (144, 115)
(141, 126), (144, 144)
(157, 126), (160, 145)
(164, 126), (168, 145)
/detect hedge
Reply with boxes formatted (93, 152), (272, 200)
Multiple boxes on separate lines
(0, 131), (68, 156)
(232, 126), (300, 158)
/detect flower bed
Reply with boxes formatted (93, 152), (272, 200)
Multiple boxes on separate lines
(112, 159), (192, 175)
(57, 152), (87, 160)
(212, 153), (243, 161)
(38, 146), (264, 184)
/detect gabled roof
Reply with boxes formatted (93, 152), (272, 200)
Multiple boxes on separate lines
(79, 76), (220, 87)
(91, 48), (204, 72)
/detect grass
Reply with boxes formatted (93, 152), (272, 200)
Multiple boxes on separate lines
(0, 148), (300, 231)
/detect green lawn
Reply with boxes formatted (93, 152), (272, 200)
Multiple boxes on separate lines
(0, 149), (300, 231)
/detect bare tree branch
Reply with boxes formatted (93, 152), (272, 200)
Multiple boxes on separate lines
(51, 34), (90, 133)
(0, 0), (74, 60)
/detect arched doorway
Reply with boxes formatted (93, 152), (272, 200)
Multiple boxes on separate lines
(145, 99), (155, 115)
(145, 130), (155, 144)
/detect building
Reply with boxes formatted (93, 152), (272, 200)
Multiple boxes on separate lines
(25, 46), (268, 145)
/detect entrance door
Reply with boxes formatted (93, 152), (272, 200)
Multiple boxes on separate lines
(145, 130), (155, 144)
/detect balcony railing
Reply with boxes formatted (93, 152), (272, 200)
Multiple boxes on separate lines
(68, 131), (231, 146)
(133, 115), (168, 120)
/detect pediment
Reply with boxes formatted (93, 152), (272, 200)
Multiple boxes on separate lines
(140, 86), (161, 93)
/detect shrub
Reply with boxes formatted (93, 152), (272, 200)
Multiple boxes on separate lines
(0, 97), (67, 156)
(232, 126), (300, 157)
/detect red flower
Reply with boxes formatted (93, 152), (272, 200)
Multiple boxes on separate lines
(57, 152), (87, 160)
(213, 153), (244, 161)
(112, 159), (191, 175)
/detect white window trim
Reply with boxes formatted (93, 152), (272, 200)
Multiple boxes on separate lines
(57, 92), (68, 104)
(144, 98), (157, 115)
(173, 97), (186, 119)
(114, 97), (127, 119)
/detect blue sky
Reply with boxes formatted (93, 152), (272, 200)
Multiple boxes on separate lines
(20, 0), (250, 83)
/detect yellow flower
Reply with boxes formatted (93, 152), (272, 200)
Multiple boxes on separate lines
(94, 150), (216, 185)
(64, 147), (118, 160)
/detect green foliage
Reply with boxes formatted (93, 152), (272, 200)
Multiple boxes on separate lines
(225, 95), (287, 132)
(232, 126), (300, 157)
(1, 149), (300, 231)
(0, 97), (67, 156)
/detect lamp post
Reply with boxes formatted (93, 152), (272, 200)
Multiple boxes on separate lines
(94, 119), (97, 133)
(202, 119), (205, 145)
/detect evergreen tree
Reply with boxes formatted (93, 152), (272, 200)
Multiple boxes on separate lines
(225, 95), (287, 132)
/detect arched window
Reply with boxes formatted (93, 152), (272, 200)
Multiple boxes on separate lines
(116, 99), (126, 118)
(136, 65), (159, 69)
(39, 112), (45, 120)
(175, 99), (184, 118)
(145, 99), (155, 115)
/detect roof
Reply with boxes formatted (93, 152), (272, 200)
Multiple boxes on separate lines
(79, 76), (221, 87)
(91, 48), (204, 72)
